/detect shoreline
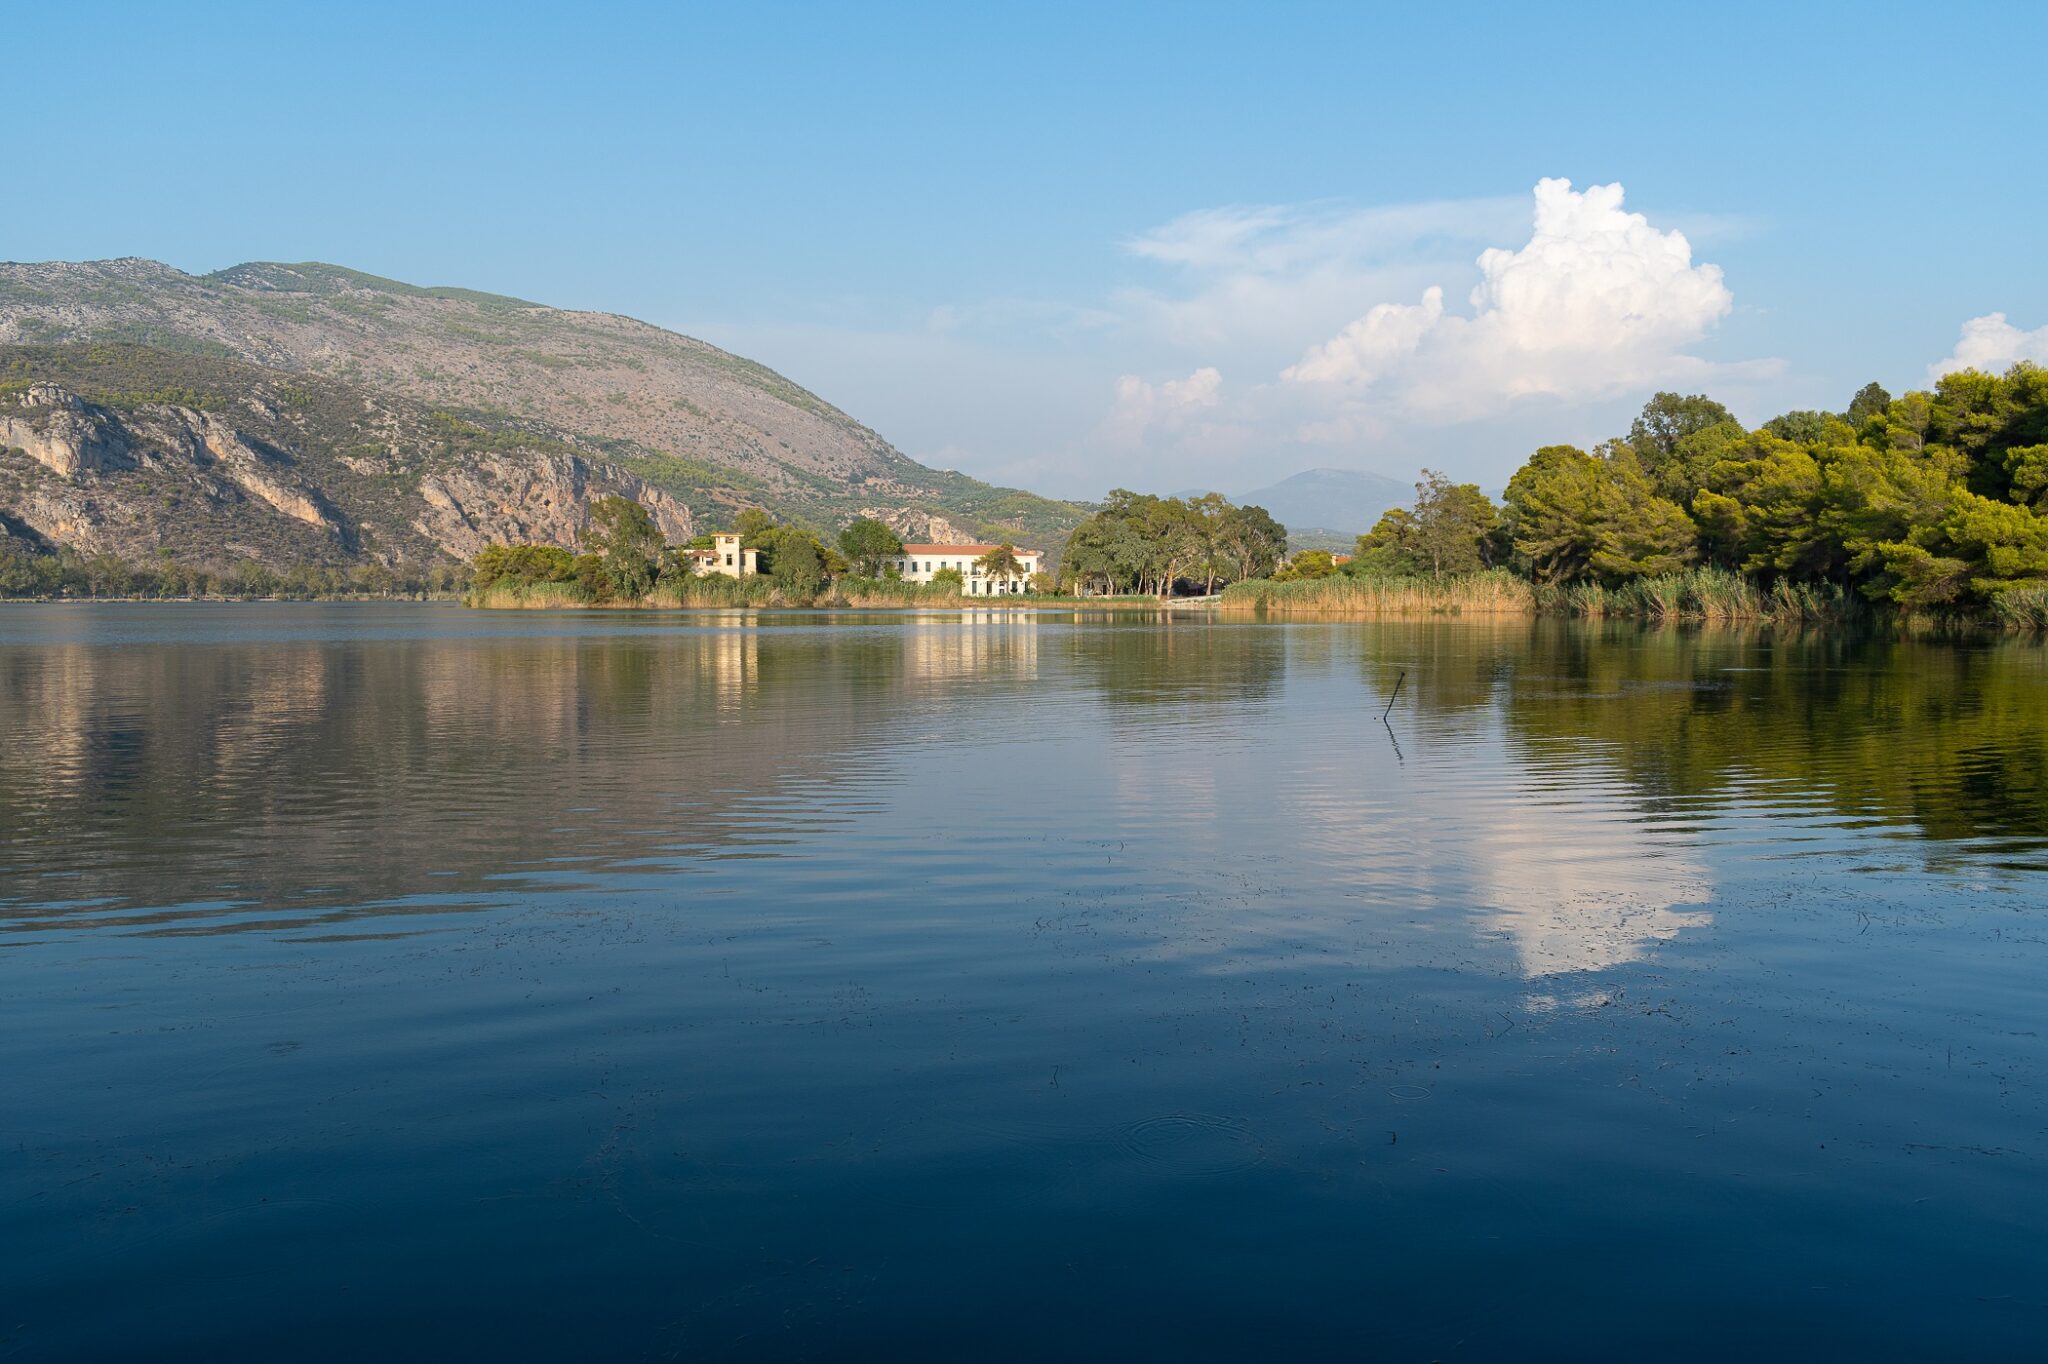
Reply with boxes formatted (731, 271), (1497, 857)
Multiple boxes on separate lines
(464, 592), (1216, 613)
(6, 590), (2039, 632)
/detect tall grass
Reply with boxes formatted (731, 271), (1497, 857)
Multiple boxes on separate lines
(1220, 566), (1874, 624)
(825, 577), (971, 607)
(1544, 567), (1856, 623)
(1989, 587), (2048, 630)
(1220, 570), (1536, 618)
(466, 576), (792, 608)
(644, 575), (782, 608)
(464, 580), (587, 609)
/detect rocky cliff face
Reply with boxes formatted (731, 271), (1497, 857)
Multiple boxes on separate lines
(0, 258), (1080, 570)
(0, 354), (695, 570)
(414, 451), (693, 559)
(1, 383), (134, 477)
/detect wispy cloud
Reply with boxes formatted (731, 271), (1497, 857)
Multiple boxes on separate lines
(1107, 195), (1524, 355)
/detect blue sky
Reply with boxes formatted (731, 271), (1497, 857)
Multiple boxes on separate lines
(13, 1), (2047, 497)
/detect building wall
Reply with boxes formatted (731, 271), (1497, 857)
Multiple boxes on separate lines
(696, 533), (758, 578)
(893, 549), (1043, 595)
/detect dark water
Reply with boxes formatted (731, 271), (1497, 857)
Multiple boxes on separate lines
(3, 603), (2045, 1360)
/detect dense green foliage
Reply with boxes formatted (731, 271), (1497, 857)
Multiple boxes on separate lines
(582, 495), (665, 597)
(1062, 491), (1286, 596)
(736, 510), (848, 583)
(837, 516), (904, 575)
(1273, 548), (1338, 581)
(1354, 470), (1505, 578)
(1317, 368), (2048, 622)
(471, 502), (937, 607)
(1504, 443), (1699, 582)
(470, 543), (576, 592)
(974, 543), (1024, 581)
(0, 542), (461, 599)
(770, 533), (824, 599)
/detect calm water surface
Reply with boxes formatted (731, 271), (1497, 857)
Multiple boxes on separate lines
(3, 603), (2044, 1359)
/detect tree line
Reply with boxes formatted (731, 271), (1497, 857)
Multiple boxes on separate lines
(471, 500), (1046, 604)
(0, 544), (463, 599)
(1337, 365), (2048, 614)
(1060, 491), (1287, 597)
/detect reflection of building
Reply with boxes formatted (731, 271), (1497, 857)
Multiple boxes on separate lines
(688, 532), (759, 578)
(903, 617), (1039, 681)
(893, 544), (1043, 595)
(703, 628), (759, 711)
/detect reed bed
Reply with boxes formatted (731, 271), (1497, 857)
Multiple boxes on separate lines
(644, 576), (783, 608)
(1219, 566), (1884, 624)
(1545, 568), (1857, 624)
(1988, 587), (2048, 630)
(1220, 570), (1537, 618)
(464, 580), (589, 609)
(826, 578), (974, 607)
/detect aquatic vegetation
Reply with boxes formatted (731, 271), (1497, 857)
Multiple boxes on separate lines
(1221, 570), (1536, 617)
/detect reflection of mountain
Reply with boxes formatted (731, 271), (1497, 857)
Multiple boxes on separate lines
(0, 612), (917, 935)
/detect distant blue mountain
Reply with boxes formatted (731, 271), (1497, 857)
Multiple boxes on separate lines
(1177, 467), (1414, 545)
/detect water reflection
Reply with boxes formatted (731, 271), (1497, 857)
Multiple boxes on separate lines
(1474, 807), (1712, 978)
(0, 617), (917, 934)
(4, 605), (2046, 1360)
(5, 610), (2044, 949)
(1350, 620), (2048, 872)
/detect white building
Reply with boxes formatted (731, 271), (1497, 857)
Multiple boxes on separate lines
(892, 543), (1044, 595)
(687, 532), (759, 578)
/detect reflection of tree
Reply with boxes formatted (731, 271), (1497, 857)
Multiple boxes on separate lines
(1365, 620), (2048, 864)
(1349, 618), (1532, 720)
(0, 619), (912, 935)
(1064, 619), (1286, 716)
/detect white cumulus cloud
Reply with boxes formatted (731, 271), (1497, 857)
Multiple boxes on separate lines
(1281, 178), (1750, 418)
(1930, 312), (2048, 379)
(1283, 286), (1444, 385)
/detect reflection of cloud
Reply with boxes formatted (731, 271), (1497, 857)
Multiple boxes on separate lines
(1476, 812), (1711, 978)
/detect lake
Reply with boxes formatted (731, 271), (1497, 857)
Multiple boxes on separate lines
(3, 603), (2044, 1359)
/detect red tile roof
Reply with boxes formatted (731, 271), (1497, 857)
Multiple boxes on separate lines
(900, 544), (1041, 556)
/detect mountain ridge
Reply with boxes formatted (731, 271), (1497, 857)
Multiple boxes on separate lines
(0, 257), (1082, 571)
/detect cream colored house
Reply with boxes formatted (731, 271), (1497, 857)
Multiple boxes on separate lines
(893, 543), (1043, 595)
(687, 532), (759, 578)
